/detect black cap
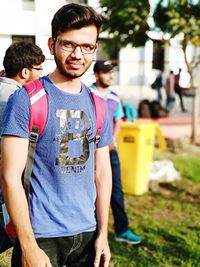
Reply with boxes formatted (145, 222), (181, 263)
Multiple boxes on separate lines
(93, 60), (114, 73)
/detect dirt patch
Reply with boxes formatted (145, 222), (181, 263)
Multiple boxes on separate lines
(165, 136), (200, 157)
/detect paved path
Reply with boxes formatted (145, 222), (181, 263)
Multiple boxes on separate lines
(157, 96), (199, 139)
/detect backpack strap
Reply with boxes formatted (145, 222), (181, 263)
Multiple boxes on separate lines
(87, 88), (106, 145)
(3, 80), (48, 242)
(24, 79), (48, 135)
(90, 90), (106, 134)
(23, 80), (48, 201)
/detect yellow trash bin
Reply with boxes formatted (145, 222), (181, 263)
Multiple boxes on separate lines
(117, 121), (156, 195)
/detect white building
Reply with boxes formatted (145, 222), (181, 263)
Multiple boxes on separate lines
(0, 0), (190, 106)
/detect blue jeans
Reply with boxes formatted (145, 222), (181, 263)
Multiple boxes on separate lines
(110, 149), (129, 234)
(156, 86), (162, 102)
(166, 95), (175, 111)
(12, 231), (97, 267)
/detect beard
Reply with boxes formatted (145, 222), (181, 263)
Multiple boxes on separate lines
(99, 78), (110, 88)
(54, 54), (92, 80)
(54, 57), (82, 79)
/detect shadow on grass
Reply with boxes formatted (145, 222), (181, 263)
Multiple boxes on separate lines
(109, 220), (200, 267)
(159, 182), (184, 193)
(109, 233), (162, 267)
(154, 182), (200, 206)
(142, 225), (200, 266)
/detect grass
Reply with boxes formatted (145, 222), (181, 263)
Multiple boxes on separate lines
(0, 248), (12, 267)
(1, 152), (200, 267)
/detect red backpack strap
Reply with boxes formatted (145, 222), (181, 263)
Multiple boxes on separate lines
(24, 79), (48, 135)
(23, 80), (48, 203)
(90, 90), (106, 134)
(5, 222), (17, 239)
(3, 80), (48, 243)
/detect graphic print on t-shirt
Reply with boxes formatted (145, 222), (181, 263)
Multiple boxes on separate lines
(55, 109), (93, 174)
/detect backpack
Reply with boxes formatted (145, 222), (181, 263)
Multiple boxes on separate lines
(0, 79), (106, 253)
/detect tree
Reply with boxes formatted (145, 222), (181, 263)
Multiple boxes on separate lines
(99, 0), (150, 56)
(153, 0), (200, 143)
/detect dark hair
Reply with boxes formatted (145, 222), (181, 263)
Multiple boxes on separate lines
(51, 3), (102, 40)
(138, 99), (152, 118)
(3, 42), (45, 78)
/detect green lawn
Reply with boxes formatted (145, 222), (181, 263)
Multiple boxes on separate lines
(1, 152), (200, 267)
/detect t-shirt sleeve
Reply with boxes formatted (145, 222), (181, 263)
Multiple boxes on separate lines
(113, 101), (124, 120)
(96, 105), (113, 149)
(2, 88), (30, 138)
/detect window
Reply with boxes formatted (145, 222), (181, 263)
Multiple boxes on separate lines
(12, 35), (35, 44)
(65, 0), (88, 4)
(22, 0), (35, 10)
(152, 40), (164, 70)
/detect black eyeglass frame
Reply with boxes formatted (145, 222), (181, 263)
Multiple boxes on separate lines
(30, 67), (43, 71)
(54, 38), (97, 55)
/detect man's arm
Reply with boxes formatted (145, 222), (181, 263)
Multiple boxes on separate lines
(1, 136), (51, 267)
(110, 99), (124, 151)
(94, 145), (112, 267)
(113, 118), (122, 145)
(109, 118), (122, 151)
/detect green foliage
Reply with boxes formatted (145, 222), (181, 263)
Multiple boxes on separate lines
(100, 38), (121, 61)
(153, 0), (200, 46)
(99, 0), (150, 56)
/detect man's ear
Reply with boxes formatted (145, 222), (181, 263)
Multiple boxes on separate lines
(21, 68), (30, 79)
(95, 43), (98, 52)
(48, 37), (54, 55)
(94, 72), (98, 80)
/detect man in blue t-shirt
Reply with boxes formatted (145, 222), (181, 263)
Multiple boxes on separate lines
(92, 60), (143, 245)
(0, 42), (45, 132)
(1, 4), (112, 267)
(0, 42), (45, 252)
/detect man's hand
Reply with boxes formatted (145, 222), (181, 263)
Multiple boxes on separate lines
(94, 235), (111, 267)
(109, 143), (115, 151)
(22, 245), (52, 267)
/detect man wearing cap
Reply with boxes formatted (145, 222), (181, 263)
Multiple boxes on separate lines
(91, 60), (143, 245)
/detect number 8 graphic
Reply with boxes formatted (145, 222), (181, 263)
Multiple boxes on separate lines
(56, 109), (91, 165)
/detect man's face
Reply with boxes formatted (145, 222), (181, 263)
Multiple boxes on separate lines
(27, 64), (43, 82)
(50, 26), (98, 79)
(96, 70), (113, 88)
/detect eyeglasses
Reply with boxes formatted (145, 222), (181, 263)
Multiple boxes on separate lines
(54, 38), (97, 54)
(30, 67), (43, 71)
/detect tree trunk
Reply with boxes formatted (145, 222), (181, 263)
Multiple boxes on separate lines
(182, 44), (199, 144)
(191, 92), (199, 143)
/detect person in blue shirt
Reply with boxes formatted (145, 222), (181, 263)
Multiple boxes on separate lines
(1, 4), (112, 267)
(0, 42), (45, 253)
(91, 60), (143, 245)
(0, 41), (45, 132)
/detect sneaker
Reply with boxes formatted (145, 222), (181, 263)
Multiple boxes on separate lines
(115, 229), (143, 245)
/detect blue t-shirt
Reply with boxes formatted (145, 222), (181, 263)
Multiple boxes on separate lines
(106, 90), (124, 120)
(2, 76), (112, 238)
